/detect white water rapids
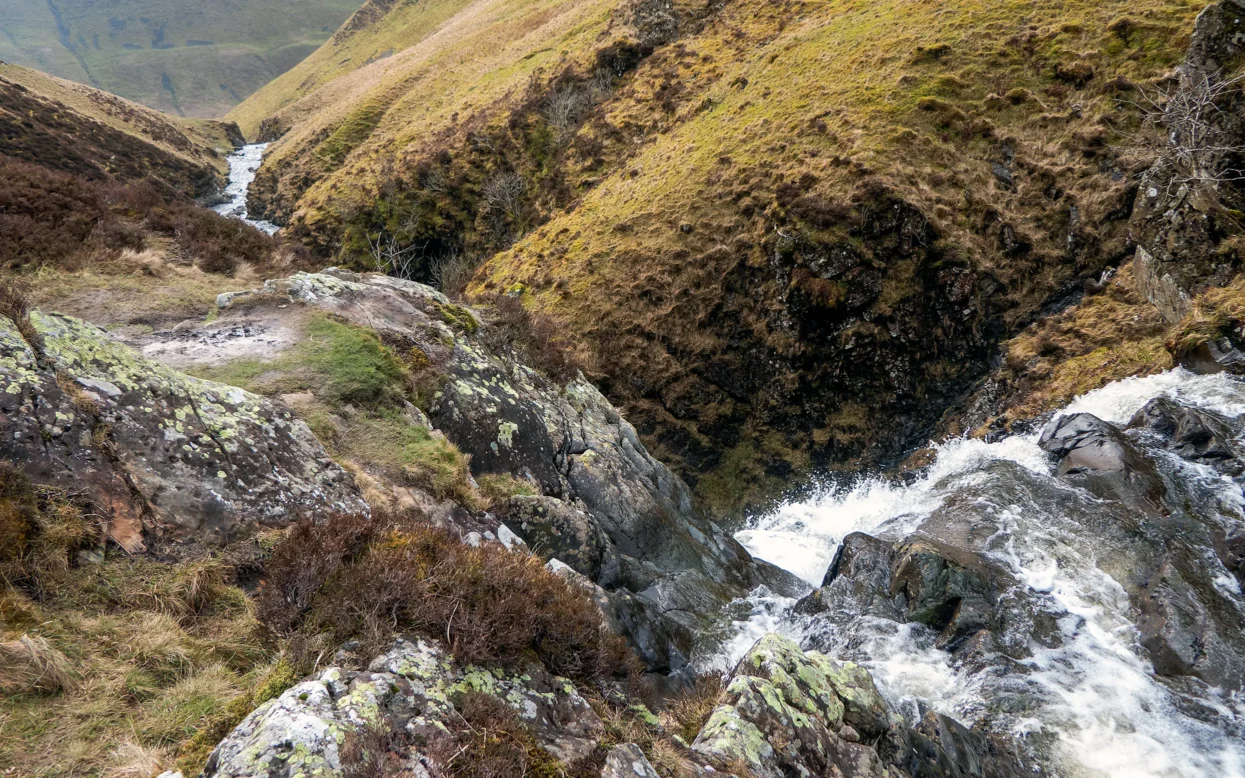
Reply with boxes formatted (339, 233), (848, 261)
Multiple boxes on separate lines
(725, 369), (1245, 778)
(213, 143), (280, 235)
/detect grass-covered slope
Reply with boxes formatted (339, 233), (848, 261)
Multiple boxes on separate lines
(239, 0), (1205, 513)
(0, 0), (361, 117)
(0, 63), (238, 177)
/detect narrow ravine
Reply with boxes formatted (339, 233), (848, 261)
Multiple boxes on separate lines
(213, 143), (279, 235)
(726, 370), (1245, 778)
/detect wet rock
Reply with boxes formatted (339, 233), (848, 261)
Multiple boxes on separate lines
(0, 312), (364, 552)
(690, 634), (1035, 778)
(1139, 554), (1245, 690)
(1038, 412), (1167, 513)
(797, 532), (901, 619)
(1177, 336), (1245, 375)
(204, 637), (602, 777)
(601, 744), (660, 778)
(891, 538), (1010, 651)
(1128, 397), (1244, 475)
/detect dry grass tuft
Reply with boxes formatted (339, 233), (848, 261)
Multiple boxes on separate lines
(663, 673), (724, 744)
(102, 741), (171, 778)
(0, 634), (77, 694)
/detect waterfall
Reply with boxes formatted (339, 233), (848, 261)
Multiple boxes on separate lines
(213, 143), (280, 235)
(725, 369), (1245, 778)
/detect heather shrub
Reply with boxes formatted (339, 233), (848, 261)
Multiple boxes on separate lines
(0, 155), (282, 277)
(257, 511), (632, 682)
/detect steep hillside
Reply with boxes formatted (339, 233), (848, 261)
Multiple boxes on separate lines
(0, 0), (361, 117)
(235, 0), (1205, 513)
(0, 63), (238, 178)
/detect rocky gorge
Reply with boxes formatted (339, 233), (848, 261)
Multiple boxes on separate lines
(6, 1), (1245, 777)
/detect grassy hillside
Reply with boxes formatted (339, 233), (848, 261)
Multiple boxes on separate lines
(0, 0), (361, 117)
(0, 63), (238, 176)
(234, 0), (1205, 513)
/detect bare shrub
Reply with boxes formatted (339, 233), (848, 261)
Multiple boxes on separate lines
(482, 172), (525, 217)
(430, 249), (479, 299)
(258, 511), (633, 683)
(0, 634), (77, 694)
(1122, 69), (1245, 190)
(544, 85), (588, 141)
(367, 233), (422, 280)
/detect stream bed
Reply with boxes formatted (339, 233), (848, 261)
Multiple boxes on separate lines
(213, 143), (280, 235)
(728, 369), (1245, 777)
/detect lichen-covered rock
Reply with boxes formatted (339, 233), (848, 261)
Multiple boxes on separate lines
(691, 634), (889, 778)
(204, 637), (602, 778)
(0, 312), (363, 552)
(693, 634), (1036, 778)
(136, 269), (804, 671)
(601, 743), (660, 778)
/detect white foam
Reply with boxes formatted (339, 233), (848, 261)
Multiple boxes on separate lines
(214, 144), (280, 235)
(728, 368), (1245, 778)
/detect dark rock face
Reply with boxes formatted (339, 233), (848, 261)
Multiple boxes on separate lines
(1130, 0), (1245, 323)
(1129, 397), (1244, 475)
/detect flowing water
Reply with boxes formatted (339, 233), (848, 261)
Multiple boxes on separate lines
(725, 369), (1245, 778)
(213, 143), (280, 235)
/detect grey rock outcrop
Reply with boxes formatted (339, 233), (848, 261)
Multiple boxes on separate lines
(601, 744), (660, 778)
(0, 311), (364, 553)
(204, 637), (602, 778)
(133, 270), (804, 671)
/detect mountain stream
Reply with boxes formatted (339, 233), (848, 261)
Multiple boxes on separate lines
(726, 369), (1245, 777)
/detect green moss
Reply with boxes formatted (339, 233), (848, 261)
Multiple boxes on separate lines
(435, 301), (480, 334)
(188, 313), (409, 409)
(350, 410), (476, 503)
(303, 315), (409, 406)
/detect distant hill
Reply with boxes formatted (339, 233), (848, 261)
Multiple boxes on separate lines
(0, 0), (362, 117)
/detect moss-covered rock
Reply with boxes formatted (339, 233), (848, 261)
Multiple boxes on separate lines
(693, 634), (1036, 778)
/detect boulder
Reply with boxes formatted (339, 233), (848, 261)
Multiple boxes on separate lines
(1128, 397), (1244, 475)
(0, 312), (364, 552)
(1038, 412), (1167, 513)
(204, 637), (602, 777)
(690, 634), (1035, 778)
(601, 744), (660, 778)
